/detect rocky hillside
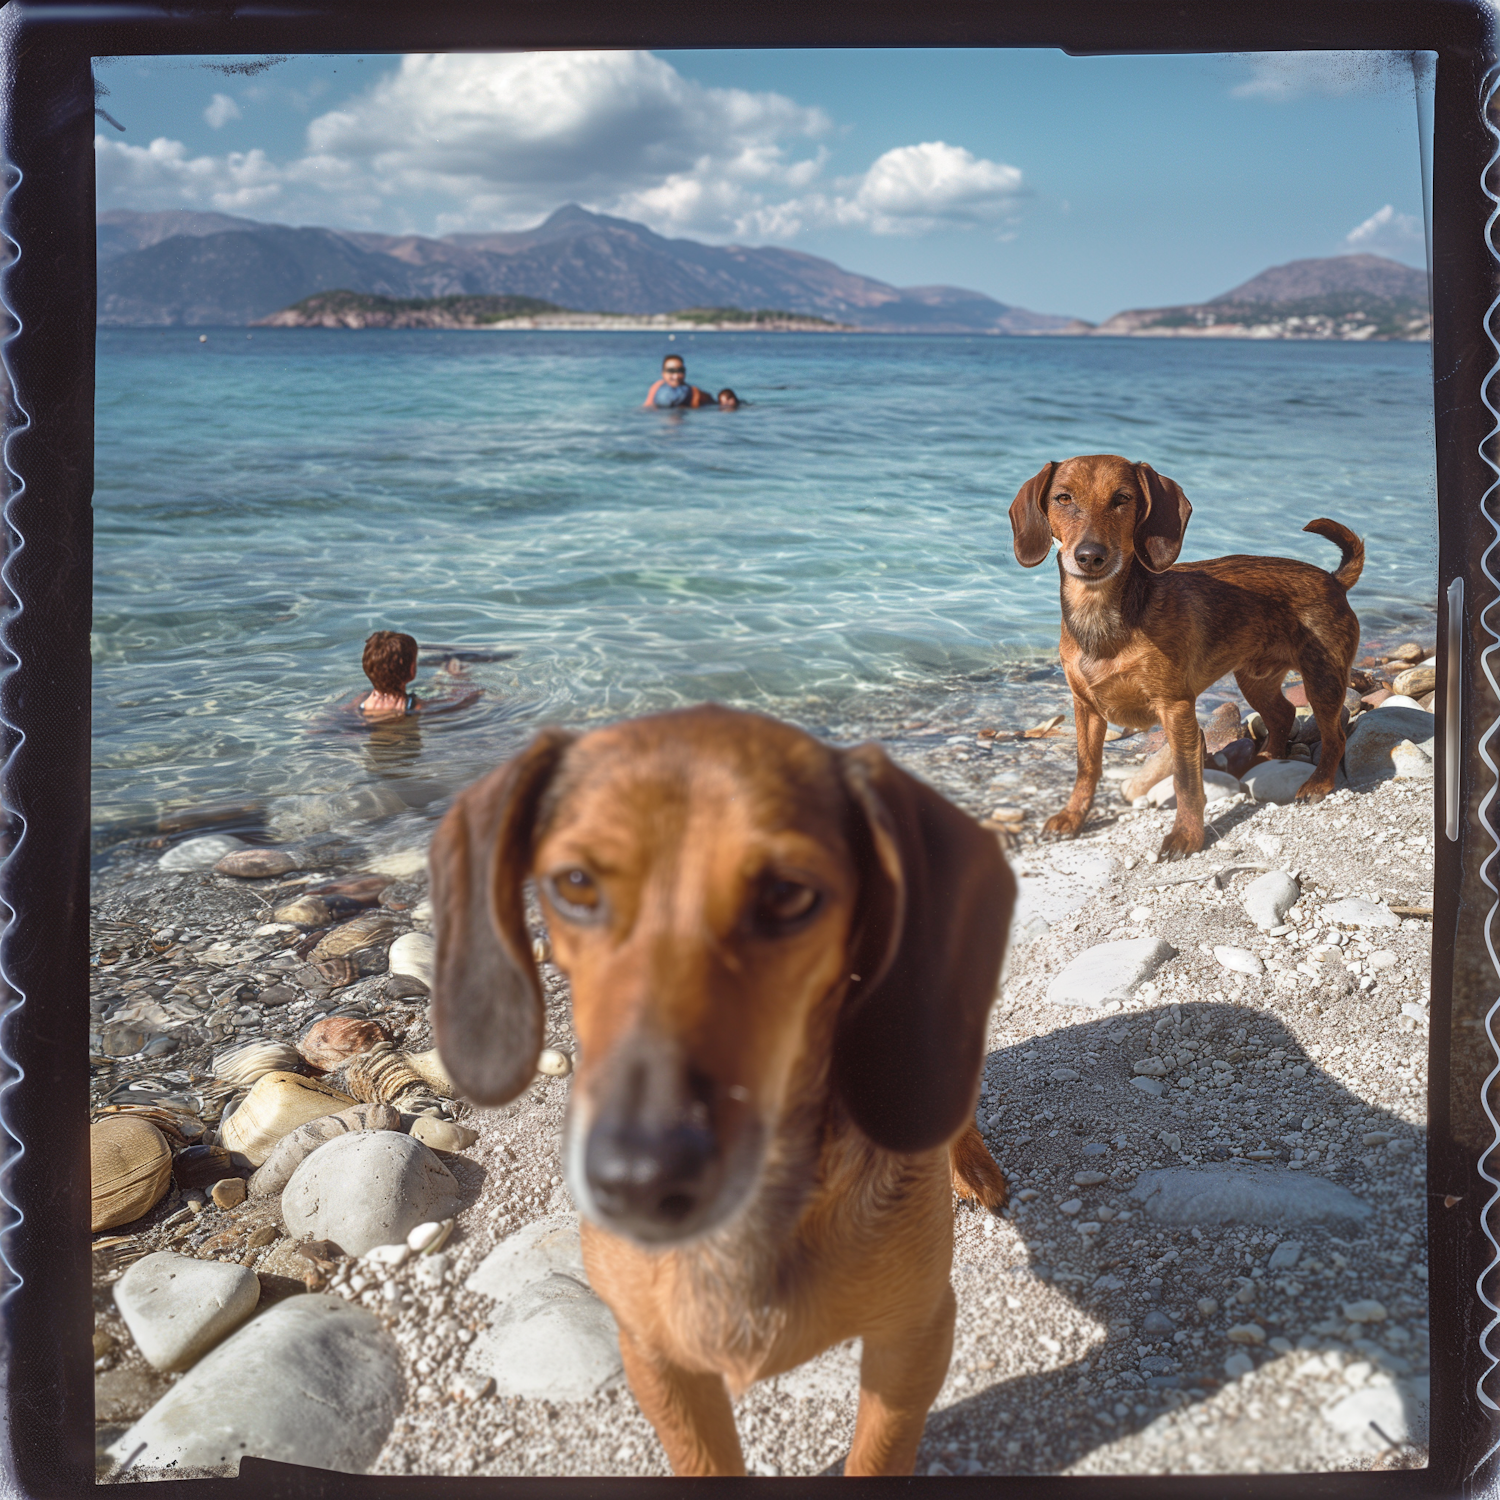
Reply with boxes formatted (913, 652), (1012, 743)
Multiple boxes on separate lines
(1092, 255), (1429, 342)
(97, 205), (1077, 333)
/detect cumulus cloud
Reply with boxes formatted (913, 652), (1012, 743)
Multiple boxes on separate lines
(94, 51), (1025, 244)
(1230, 51), (1418, 101)
(1345, 204), (1426, 263)
(203, 92), (241, 129)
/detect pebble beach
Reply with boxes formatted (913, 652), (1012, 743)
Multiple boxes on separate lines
(88, 633), (1437, 1482)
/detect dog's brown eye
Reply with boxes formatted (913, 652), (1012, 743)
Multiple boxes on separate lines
(547, 868), (601, 918)
(1111, 493), (1132, 507)
(756, 879), (819, 929)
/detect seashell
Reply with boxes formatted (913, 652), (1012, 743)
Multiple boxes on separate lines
(312, 911), (398, 961)
(248, 1103), (401, 1199)
(172, 1142), (247, 1190)
(218, 1071), (356, 1166)
(312, 949), (389, 991)
(91, 1118), (172, 1232)
(410, 1118), (477, 1154)
(96, 1105), (206, 1149)
(273, 895), (332, 926)
(538, 1048), (573, 1078)
(306, 874), (392, 904)
(213, 1039), (303, 1087)
(298, 1015), (392, 1072)
(214, 847), (299, 878)
(333, 1042), (440, 1111)
(405, 1048), (459, 1099)
(406, 1217), (454, 1255)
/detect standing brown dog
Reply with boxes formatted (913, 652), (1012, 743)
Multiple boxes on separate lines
(429, 705), (1014, 1476)
(1009, 455), (1362, 861)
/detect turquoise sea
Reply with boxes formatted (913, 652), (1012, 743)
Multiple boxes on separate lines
(91, 329), (1437, 841)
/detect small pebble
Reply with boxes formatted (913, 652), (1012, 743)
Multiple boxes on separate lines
(1227, 1323), (1266, 1344)
(1058, 1199), (1083, 1215)
(1073, 1170), (1108, 1186)
(210, 1177), (246, 1209)
(538, 1048), (573, 1077)
(1342, 1299), (1388, 1323)
(1197, 1298), (1219, 1317)
(1224, 1352), (1255, 1378)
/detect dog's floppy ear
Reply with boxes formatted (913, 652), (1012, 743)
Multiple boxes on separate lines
(429, 729), (573, 1106)
(834, 744), (1015, 1153)
(1009, 462), (1057, 567)
(1134, 462), (1192, 572)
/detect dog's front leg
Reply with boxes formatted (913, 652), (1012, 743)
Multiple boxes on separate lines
(1043, 693), (1106, 838)
(845, 1284), (956, 1475)
(617, 1329), (746, 1476)
(1157, 700), (1207, 861)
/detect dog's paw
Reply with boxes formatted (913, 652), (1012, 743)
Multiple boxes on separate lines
(1293, 780), (1332, 805)
(1043, 811), (1084, 839)
(1157, 827), (1203, 862)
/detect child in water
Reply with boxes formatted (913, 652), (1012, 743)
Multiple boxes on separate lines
(643, 354), (717, 409)
(359, 631), (479, 717)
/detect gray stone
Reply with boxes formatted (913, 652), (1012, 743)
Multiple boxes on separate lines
(1132, 1077), (1166, 1098)
(1223, 1351), (1255, 1379)
(1243, 871), (1301, 930)
(281, 1131), (460, 1258)
(105, 1295), (402, 1477)
(1139, 1354), (1176, 1374)
(1343, 705), (1436, 789)
(1342, 1299), (1388, 1323)
(113, 1252), (260, 1372)
(158, 834), (249, 872)
(1047, 937), (1177, 1007)
(1321, 897), (1399, 929)
(1267, 1240), (1303, 1271)
(248, 1104), (402, 1200)
(463, 1219), (622, 1401)
(1128, 1167), (1372, 1229)
(1240, 762), (1317, 804)
(1214, 946), (1265, 976)
(1142, 1311), (1175, 1335)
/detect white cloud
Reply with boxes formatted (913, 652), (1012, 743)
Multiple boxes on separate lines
(94, 51), (1026, 246)
(1230, 51), (1417, 101)
(1345, 203), (1426, 263)
(203, 92), (241, 129)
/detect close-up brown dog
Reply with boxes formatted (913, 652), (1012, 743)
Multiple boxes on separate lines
(1009, 454), (1363, 861)
(428, 705), (1015, 1476)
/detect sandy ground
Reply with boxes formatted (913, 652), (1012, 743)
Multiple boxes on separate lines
(91, 705), (1433, 1481)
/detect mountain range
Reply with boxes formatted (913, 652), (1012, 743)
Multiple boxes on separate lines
(96, 205), (1079, 334)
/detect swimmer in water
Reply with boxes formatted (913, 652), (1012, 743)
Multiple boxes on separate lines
(716, 388), (740, 409)
(643, 354), (716, 409)
(358, 631), (479, 718)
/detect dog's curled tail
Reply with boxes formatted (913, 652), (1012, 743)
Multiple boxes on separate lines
(1304, 518), (1364, 592)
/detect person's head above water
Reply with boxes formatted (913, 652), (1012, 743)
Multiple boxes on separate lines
(362, 631), (418, 695)
(716, 389), (739, 409)
(661, 355), (687, 386)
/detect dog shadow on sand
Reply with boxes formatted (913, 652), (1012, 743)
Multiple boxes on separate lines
(790, 1001), (1428, 1478)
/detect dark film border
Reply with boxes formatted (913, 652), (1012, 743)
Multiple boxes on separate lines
(2, 2), (1494, 1495)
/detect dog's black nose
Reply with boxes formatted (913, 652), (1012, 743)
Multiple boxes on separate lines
(1074, 541), (1108, 573)
(583, 1053), (722, 1242)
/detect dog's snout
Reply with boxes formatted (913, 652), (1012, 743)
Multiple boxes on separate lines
(583, 1055), (724, 1242)
(1073, 540), (1109, 574)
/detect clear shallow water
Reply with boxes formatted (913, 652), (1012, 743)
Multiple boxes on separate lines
(93, 329), (1436, 836)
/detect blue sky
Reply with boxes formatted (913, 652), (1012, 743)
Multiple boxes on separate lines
(93, 49), (1427, 322)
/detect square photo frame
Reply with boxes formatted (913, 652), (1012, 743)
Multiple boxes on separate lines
(2, 0), (1497, 1494)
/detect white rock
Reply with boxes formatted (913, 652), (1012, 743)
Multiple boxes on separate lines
(1144, 769), (1243, 809)
(1252, 833), (1284, 859)
(1214, 946), (1266, 976)
(1133, 1058), (1168, 1076)
(1266, 1240), (1303, 1271)
(1128, 1167), (1372, 1228)
(386, 932), (434, 988)
(1010, 848), (1115, 947)
(282, 1131), (461, 1258)
(1051, 1067), (1080, 1082)
(362, 1243), (411, 1269)
(157, 834), (248, 872)
(1046, 937), (1177, 1007)
(1401, 1002), (1426, 1021)
(1373, 694), (1428, 711)
(463, 1218), (623, 1400)
(538, 1048), (573, 1077)
(1322, 897), (1399, 929)
(1342, 1299), (1388, 1323)
(365, 846), (431, 879)
(1227, 1323), (1266, 1344)
(1369, 950), (1399, 970)
(1243, 871), (1301, 930)
(1343, 705), (1436, 788)
(1224, 1352), (1255, 1378)
(105, 1295), (402, 1476)
(1058, 1199), (1083, 1215)
(1324, 1376), (1427, 1450)
(1240, 762), (1317, 804)
(113, 1252), (260, 1372)
(1132, 1077), (1166, 1098)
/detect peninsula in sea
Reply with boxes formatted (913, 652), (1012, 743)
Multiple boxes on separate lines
(98, 204), (1429, 340)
